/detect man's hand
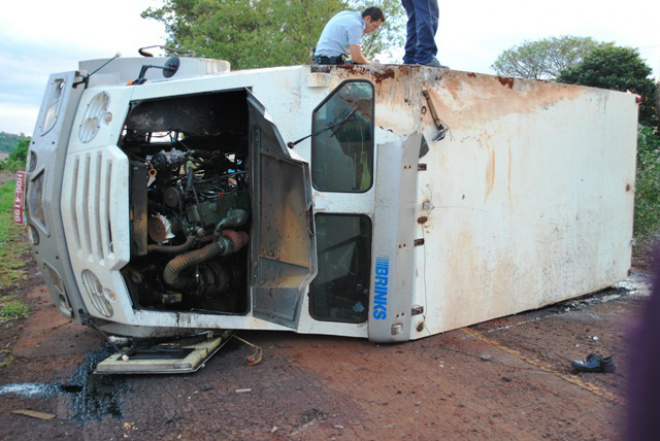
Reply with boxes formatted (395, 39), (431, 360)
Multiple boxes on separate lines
(350, 44), (372, 64)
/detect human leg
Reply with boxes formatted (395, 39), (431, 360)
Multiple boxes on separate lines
(401, 0), (418, 64)
(412, 0), (438, 64)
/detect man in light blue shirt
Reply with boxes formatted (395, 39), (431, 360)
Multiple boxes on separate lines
(314, 7), (385, 65)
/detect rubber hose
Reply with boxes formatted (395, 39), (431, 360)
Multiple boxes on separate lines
(163, 238), (232, 288)
(147, 235), (197, 254)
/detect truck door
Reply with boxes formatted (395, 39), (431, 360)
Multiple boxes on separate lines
(247, 91), (317, 328)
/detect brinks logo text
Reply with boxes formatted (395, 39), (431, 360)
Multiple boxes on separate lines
(373, 256), (389, 320)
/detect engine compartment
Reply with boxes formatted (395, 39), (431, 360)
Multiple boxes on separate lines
(118, 90), (251, 314)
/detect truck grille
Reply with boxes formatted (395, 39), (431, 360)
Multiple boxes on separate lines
(67, 150), (115, 263)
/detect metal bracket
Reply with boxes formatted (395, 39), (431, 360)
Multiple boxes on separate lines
(422, 90), (448, 141)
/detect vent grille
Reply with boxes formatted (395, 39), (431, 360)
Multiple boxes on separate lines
(68, 150), (115, 264)
(81, 270), (113, 317)
(79, 92), (109, 143)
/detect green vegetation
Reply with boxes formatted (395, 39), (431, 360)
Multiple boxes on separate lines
(491, 36), (610, 80)
(557, 46), (658, 127)
(0, 296), (30, 321)
(142, 0), (405, 70)
(634, 126), (660, 242)
(0, 132), (30, 154)
(0, 138), (29, 172)
(0, 179), (31, 293)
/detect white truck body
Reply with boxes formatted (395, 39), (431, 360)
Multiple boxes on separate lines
(25, 57), (638, 343)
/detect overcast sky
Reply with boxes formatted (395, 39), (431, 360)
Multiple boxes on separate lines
(1, 0), (659, 135)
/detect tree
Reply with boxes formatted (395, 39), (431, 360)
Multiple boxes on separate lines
(142, 0), (405, 70)
(353, 0), (405, 60)
(557, 46), (659, 127)
(491, 36), (609, 80)
(0, 138), (29, 172)
(634, 126), (660, 241)
(656, 79), (660, 122)
(0, 132), (30, 154)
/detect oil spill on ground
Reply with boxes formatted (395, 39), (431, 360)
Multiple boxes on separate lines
(0, 344), (128, 422)
(67, 345), (129, 422)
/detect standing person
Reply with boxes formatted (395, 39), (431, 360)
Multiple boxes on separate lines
(402, 0), (446, 67)
(313, 7), (385, 65)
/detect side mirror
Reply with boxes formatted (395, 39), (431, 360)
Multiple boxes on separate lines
(130, 57), (181, 85)
(163, 57), (180, 78)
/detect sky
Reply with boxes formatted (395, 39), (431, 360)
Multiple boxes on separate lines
(1, 0), (659, 136)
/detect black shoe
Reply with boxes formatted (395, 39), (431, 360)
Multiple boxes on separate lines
(425, 58), (449, 68)
(571, 353), (616, 373)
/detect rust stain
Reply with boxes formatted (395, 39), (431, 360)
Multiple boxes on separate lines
(507, 146), (513, 208)
(372, 68), (396, 83)
(497, 76), (515, 89)
(417, 216), (428, 224)
(485, 146), (495, 199)
(316, 65), (586, 140)
(478, 132), (496, 200)
(626, 183), (632, 192)
(422, 70), (586, 133)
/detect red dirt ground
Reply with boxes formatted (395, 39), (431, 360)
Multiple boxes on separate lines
(0, 268), (650, 441)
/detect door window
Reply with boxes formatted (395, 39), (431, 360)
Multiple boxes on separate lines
(309, 214), (371, 323)
(312, 81), (374, 192)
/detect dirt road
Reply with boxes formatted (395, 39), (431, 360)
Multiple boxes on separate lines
(0, 275), (650, 441)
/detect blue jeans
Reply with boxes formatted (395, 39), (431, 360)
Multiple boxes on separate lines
(402, 0), (439, 65)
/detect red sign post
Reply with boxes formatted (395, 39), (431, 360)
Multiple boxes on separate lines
(13, 171), (26, 225)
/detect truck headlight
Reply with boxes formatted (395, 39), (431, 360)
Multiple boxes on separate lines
(40, 78), (65, 135)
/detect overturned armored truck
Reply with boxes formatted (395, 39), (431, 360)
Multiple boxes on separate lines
(25, 57), (638, 344)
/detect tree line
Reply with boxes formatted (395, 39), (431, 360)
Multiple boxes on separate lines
(0, 133), (29, 154)
(142, 3), (658, 127)
(141, 0), (406, 70)
(0, 138), (28, 172)
(491, 36), (659, 127)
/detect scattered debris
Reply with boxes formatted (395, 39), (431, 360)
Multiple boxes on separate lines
(12, 409), (55, 420)
(95, 332), (232, 375)
(480, 353), (493, 361)
(235, 388), (252, 394)
(234, 335), (263, 366)
(613, 272), (652, 297)
(571, 353), (616, 373)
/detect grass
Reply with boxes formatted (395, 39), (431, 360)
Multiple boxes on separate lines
(0, 178), (31, 317)
(0, 295), (30, 321)
(0, 350), (14, 369)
